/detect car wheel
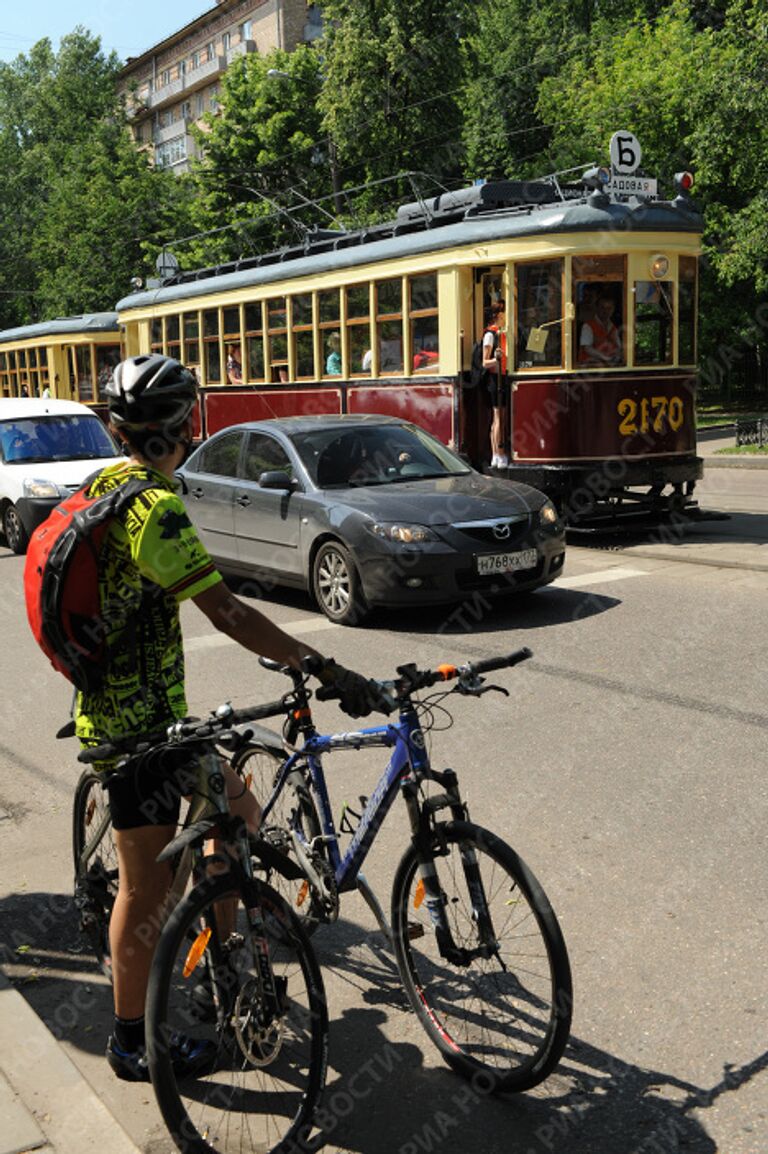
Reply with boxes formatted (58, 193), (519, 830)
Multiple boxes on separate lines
(3, 503), (29, 554)
(312, 540), (369, 626)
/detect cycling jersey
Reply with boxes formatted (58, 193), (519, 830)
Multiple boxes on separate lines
(75, 462), (221, 751)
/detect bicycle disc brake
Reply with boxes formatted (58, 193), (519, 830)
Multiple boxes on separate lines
(233, 975), (287, 1067)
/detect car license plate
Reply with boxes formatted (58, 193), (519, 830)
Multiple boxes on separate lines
(477, 548), (538, 575)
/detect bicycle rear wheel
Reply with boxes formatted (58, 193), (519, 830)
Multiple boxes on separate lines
(72, 768), (117, 980)
(391, 820), (572, 1093)
(147, 871), (327, 1154)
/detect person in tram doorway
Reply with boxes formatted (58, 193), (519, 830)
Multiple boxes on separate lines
(483, 300), (508, 468)
(579, 293), (621, 365)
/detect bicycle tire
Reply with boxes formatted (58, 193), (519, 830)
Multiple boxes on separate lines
(391, 820), (572, 1093)
(147, 871), (328, 1154)
(233, 744), (324, 930)
(72, 768), (117, 980)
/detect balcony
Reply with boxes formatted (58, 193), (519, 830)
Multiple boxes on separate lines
(226, 40), (257, 63)
(154, 117), (192, 146)
(146, 57), (227, 109)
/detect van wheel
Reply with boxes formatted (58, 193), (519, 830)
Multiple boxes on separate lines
(3, 504), (29, 554)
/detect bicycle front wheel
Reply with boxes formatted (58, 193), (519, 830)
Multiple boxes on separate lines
(147, 872), (327, 1154)
(72, 768), (117, 980)
(234, 744), (324, 931)
(391, 820), (572, 1093)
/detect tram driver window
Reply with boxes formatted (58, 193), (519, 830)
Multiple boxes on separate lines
(634, 280), (673, 365)
(573, 255), (625, 368)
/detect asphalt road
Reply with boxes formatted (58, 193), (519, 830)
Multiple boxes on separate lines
(1, 465), (767, 1154)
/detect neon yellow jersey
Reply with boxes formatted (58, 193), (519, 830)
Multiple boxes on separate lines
(75, 462), (221, 748)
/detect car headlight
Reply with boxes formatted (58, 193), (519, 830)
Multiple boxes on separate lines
(538, 500), (559, 524)
(370, 522), (437, 543)
(23, 479), (65, 499)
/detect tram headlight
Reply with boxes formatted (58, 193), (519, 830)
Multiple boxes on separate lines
(538, 500), (559, 525)
(650, 254), (670, 279)
(370, 522), (437, 544)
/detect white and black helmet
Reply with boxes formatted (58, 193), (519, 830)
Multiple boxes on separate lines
(105, 354), (197, 428)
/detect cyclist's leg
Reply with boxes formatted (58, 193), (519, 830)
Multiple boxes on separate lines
(110, 824), (175, 1018)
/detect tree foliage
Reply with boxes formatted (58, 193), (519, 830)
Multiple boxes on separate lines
(0, 30), (184, 326)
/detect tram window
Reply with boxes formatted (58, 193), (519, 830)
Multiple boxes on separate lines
(151, 318), (163, 355)
(244, 302), (265, 382)
(679, 256), (697, 364)
(292, 295), (315, 379)
(267, 297), (288, 381)
(410, 274), (439, 373)
(572, 255), (625, 368)
(74, 345), (94, 402)
(319, 289), (340, 324)
(376, 278), (403, 374)
(319, 290), (342, 377)
(346, 284), (372, 375)
(222, 306), (242, 384)
(184, 314), (200, 375)
(96, 345), (120, 399)
(166, 315), (181, 363)
(0, 352), (8, 397)
(516, 260), (563, 368)
(203, 308), (221, 384)
(634, 281), (673, 365)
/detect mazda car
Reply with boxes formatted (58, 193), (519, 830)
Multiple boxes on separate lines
(176, 414), (565, 625)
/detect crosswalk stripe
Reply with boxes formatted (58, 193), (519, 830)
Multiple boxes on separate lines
(185, 614), (337, 652)
(554, 566), (649, 589)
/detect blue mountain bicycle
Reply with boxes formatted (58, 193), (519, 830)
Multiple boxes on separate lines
(235, 647), (572, 1093)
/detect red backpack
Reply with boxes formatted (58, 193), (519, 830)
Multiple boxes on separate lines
(24, 475), (156, 693)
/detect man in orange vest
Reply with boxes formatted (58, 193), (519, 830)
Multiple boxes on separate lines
(579, 294), (621, 365)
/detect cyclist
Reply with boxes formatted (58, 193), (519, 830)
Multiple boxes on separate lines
(78, 353), (376, 1082)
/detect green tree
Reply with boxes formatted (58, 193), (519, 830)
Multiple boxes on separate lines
(0, 29), (183, 325)
(182, 46), (328, 265)
(317, 0), (472, 219)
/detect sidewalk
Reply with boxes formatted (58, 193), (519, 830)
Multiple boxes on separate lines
(697, 423), (768, 467)
(0, 970), (140, 1154)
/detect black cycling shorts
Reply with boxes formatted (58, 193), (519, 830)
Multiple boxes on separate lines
(487, 375), (508, 408)
(106, 747), (199, 831)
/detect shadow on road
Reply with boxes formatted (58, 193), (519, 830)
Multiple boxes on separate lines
(1, 891), (762, 1154)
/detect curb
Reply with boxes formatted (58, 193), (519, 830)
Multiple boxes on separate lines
(0, 970), (141, 1154)
(703, 456), (768, 469)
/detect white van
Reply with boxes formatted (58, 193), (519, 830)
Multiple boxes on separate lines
(0, 398), (123, 553)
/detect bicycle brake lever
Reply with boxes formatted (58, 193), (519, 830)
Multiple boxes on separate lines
(456, 681), (509, 698)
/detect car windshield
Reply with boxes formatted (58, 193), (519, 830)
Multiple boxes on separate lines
(0, 415), (119, 464)
(292, 423), (471, 489)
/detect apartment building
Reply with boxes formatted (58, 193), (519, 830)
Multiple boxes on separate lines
(119, 0), (322, 172)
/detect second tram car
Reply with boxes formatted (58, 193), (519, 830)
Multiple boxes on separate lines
(0, 313), (122, 408)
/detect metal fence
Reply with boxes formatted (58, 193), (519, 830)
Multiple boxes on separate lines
(736, 418), (768, 447)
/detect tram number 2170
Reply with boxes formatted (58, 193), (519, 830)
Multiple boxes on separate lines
(617, 395), (685, 436)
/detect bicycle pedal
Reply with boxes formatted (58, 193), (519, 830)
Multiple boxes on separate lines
(406, 920), (425, 940)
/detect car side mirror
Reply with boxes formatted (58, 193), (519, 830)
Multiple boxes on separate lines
(258, 469), (295, 490)
(174, 472), (189, 494)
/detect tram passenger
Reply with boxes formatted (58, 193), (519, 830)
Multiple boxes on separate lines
(226, 345), (243, 384)
(579, 293), (621, 365)
(483, 300), (508, 468)
(325, 332), (342, 375)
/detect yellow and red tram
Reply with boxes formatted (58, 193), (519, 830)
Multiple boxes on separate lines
(116, 161), (702, 522)
(0, 313), (122, 407)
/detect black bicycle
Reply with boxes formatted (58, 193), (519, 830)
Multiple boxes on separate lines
(73, 701), (328, 1154)
(236, 647), (573, 1093)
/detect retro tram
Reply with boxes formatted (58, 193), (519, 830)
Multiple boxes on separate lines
(0, 313), (122, 403)
(1, 139), (703, 524)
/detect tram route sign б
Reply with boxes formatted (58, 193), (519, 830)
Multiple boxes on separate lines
(607, 130), (657, 198)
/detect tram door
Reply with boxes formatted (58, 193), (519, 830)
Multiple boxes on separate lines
(467, 268), (507, 469)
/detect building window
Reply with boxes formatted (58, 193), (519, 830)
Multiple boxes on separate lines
(195, 92), (205, 117)
(155, 134), (187, 168)
(239, 19), (253, 41)
(191, 51), (201, 69)
(222, 31), (231, 51)
(207, 42), (215, 62)
(160, 69), (170, 88)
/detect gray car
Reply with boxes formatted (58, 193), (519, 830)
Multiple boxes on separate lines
(176, 414), (566, 625)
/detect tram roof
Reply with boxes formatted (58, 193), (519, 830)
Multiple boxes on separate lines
(0, 312), (120, 345)
(117, 188), (703, 312)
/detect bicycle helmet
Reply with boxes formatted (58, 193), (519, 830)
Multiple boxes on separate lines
(105, 354), (197, 428)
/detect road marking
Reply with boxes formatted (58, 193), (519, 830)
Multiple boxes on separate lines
(553, 565), (649, 589)
(185, 615), (337, 652)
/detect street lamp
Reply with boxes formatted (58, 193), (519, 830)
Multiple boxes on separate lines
(266, 68), (344, 214)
